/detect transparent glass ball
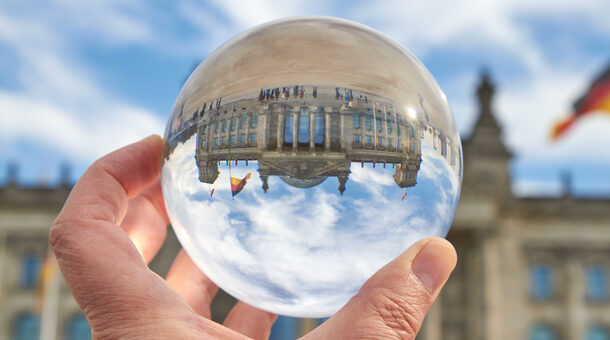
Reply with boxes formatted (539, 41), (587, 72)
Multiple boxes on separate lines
(161, 17), (462, 318)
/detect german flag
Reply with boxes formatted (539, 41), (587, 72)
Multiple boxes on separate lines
(552, 64), (610, 140)
(231, 173), (251, 197)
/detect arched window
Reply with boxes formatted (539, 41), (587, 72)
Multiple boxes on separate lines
(65, 313), (91, 340)
(284, 114), (294, 145)
(587, 325), (610, 340)
(352, 113), (360, 129)
(20, 254), (42, 288)
(297, 107), (310, 145)
(529, 323), (558, 340)
(365, 115), (372, 131)
(530, 264), (554, 300)
(586, 265), (608, 301)
(314, 111), (325, 146)
(12, 312), (40, 340)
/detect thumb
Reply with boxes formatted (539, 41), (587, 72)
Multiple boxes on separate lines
(302, 237), (456, 340)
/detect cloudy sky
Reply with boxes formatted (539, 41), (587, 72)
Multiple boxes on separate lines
(1, 0), (609, 196)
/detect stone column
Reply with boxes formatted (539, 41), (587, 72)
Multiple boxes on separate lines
(277, 112), (284, 152)
(245, 114), (250, 145)
(383, 105), (389, 149)
(340, 111), (345, 152)
(292, 110), (298, 152)
(205, 121), (211, 152)
(567, 251), (584, 340)
(309, 107), (315, 151)
(259, 111), (266, 152)
(424, 295), (442, 340)
(325, 107), (332, 152)
(0, 232), (6, 295)
(483, 236), (502, 340)
(392, 106), (399, 149)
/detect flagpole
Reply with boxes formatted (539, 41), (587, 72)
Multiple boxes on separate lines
(39, 252), (60, 340)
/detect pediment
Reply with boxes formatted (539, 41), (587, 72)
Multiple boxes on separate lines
(258, 157), (350, 180)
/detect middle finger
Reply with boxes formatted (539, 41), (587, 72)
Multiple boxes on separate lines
(165, 249), (219, 319)
(120, 179), (169, 263)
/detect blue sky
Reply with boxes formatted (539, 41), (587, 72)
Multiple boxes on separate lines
(1, 0), (609, 196)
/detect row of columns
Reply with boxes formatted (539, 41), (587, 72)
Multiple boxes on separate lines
(275, 106), (339, 152)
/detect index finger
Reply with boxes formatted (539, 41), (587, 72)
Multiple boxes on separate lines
(54, 135), (164, 226)
(50, 135), (166, 311)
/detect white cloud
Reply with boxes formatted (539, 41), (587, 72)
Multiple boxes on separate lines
(0, 2), (164, 173)
(2, 0), (609, 187)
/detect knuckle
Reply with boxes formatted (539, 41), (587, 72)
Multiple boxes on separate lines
(366, 287), (428, 338)
(49, 221), (62, 248)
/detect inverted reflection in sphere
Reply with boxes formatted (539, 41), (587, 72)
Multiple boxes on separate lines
(161, 17), (462, 318)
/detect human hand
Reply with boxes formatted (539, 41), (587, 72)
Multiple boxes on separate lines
(50, 135), (457, 339)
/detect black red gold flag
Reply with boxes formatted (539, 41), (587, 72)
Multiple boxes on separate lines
(552, 64), (610, 140)
(231, 173), (251, 197)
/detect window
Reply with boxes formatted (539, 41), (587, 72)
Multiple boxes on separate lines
(387, 121), (392, 133)
(231, 116), (236, 131)
(221, 136), (226, 145)
(215, 121), (220, 133)
(239, 134), (245, 144)
(586, 325), (610, 340)
(240, 115), (247, 129)
(66, 313), (91, 340)
(298, 108), (310, 145)
(251, 113), (258, 128)
(201, 139), (206, 149)
(377, 137), (384, 146)
(222, 118), (227, 132)
(269, 316), (298, 340)
(12, 313), (40, 340)
(314, 112), (325, 146)
(20, 254), (41, 288)
(587, 265), (608, 301)
(365, 116), (372, 131)
(352, 113), (360, 129)
(250, 133), (256, 143)
(409, 125), (415, 137)
(376, 118), (382, 132)
(529, 324), (558, 340)
(366, 135), (372, 145)
(388, 138), (392, 146)
(284, 114), (294, 144)
(230, 135), (235, 145)
(214, 138), (218, 146)
(530, 264), (554, 300)
(354, 134), (360, 143)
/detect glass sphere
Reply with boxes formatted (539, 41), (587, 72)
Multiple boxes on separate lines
(161, 17), (462, 318)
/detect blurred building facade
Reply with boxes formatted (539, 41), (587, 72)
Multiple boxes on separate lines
(418, 73), (610, 340)
(1, 72), (609, 339)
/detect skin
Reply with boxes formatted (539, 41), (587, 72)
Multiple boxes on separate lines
(50, 135), (457, 340)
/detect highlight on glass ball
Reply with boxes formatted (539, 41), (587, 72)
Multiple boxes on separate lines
(161, 17), (462, 318)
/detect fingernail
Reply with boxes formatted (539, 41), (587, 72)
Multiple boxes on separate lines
(411, 240), (455, 292)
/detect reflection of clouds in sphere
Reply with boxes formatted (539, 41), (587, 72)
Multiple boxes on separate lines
(161, 17), (462, 317)
(162, 137), (459, 317)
